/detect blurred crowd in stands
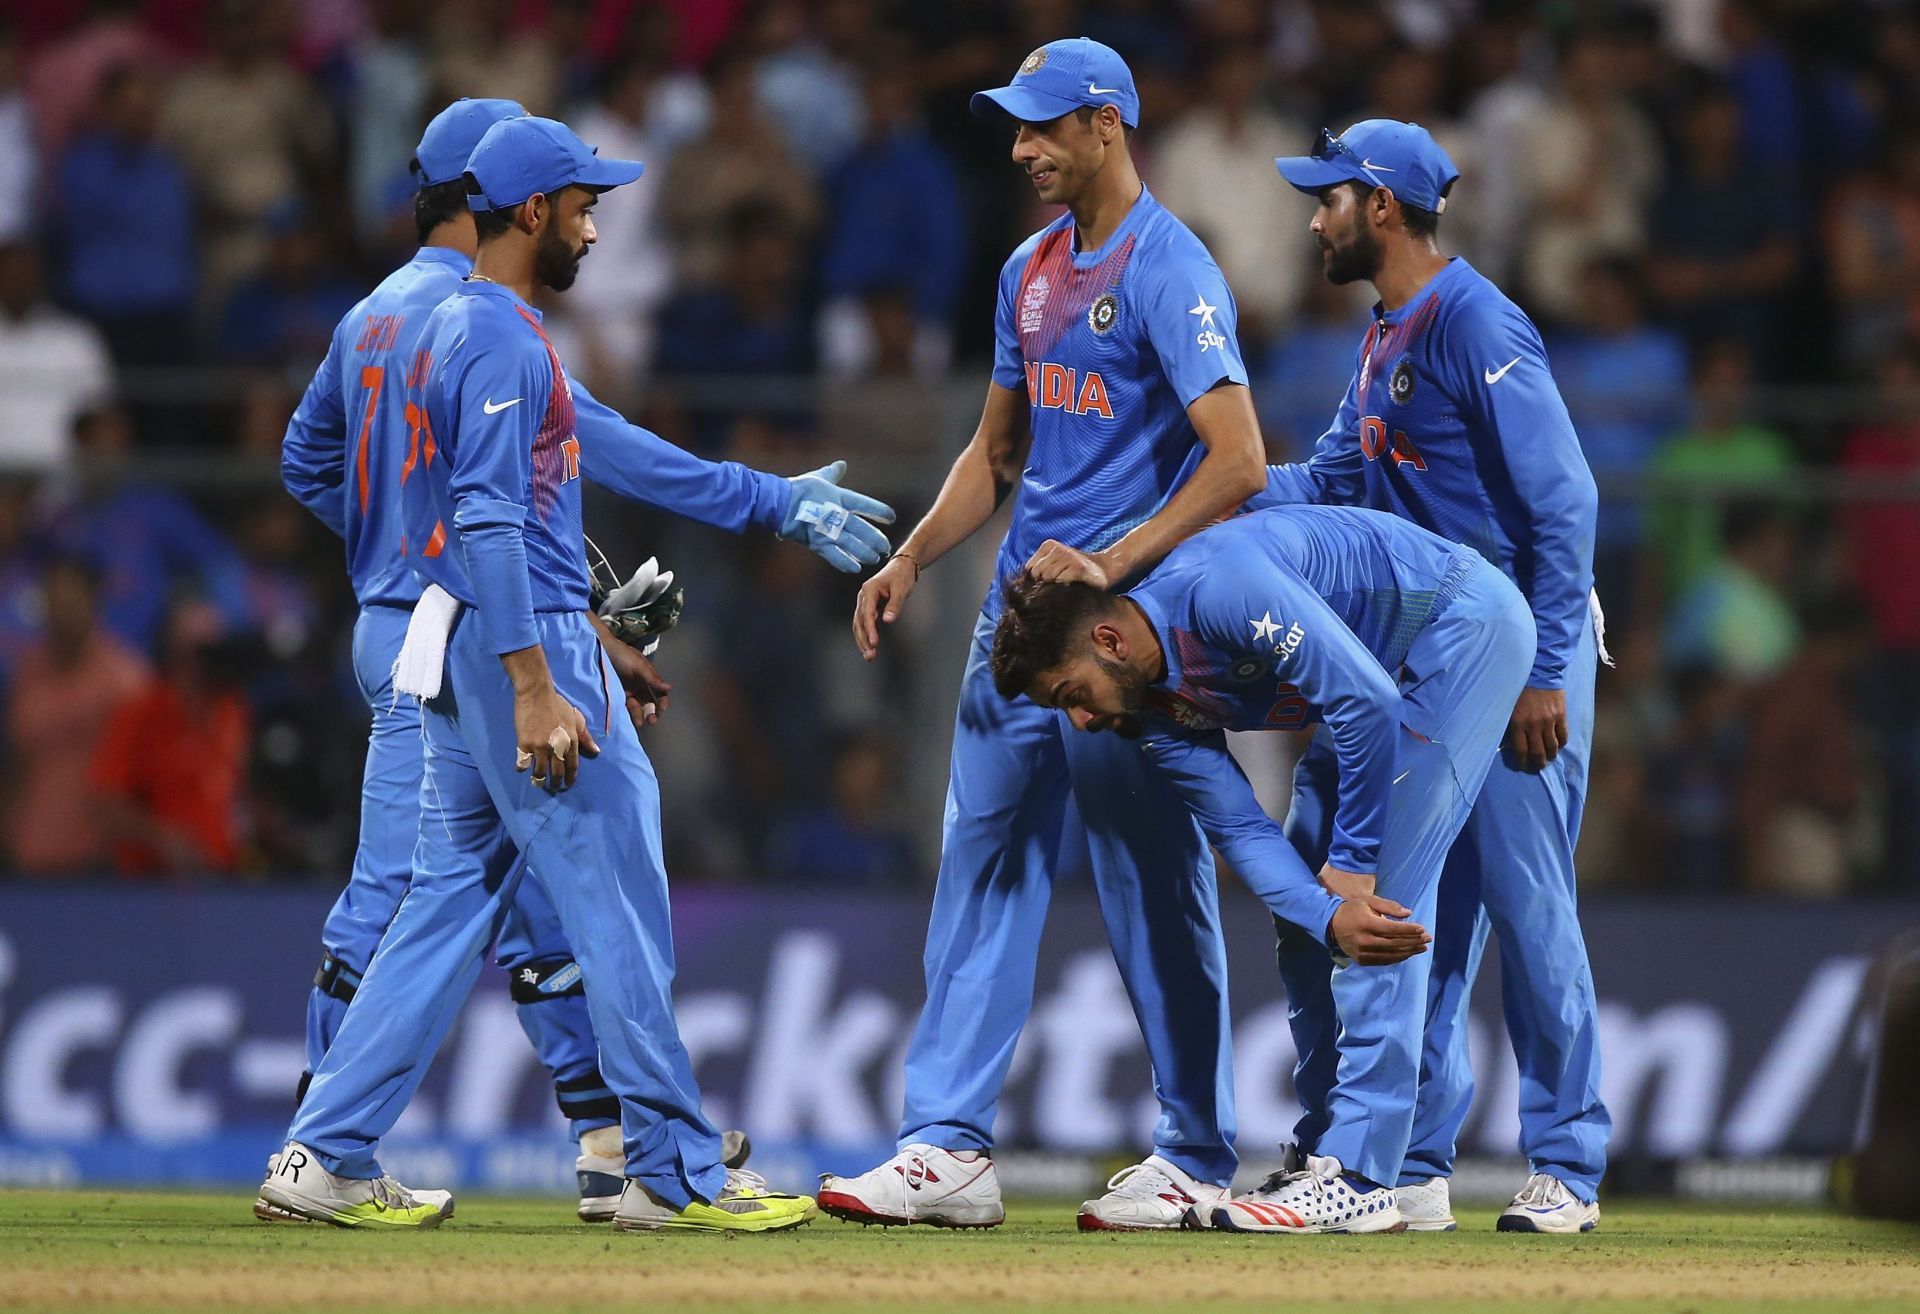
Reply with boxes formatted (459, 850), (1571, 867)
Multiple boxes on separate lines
(0, 0), (1915, 895)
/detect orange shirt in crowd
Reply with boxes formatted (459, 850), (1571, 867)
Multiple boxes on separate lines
(87, 677), (250, 876)
(7, 633), (150, 872)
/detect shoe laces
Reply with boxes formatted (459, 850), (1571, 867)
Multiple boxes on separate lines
(1255, 1154), (1341, 1201)
(1103, 1160), (1180, 1202)
(723, 1167), (769, 1196)
(370, 1176), (418, 1210)
(1513, 1173), (1571, 1209)
(880, 1145), (958, 1223)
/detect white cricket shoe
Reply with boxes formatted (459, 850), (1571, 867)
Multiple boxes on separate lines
(817, 1143), (1004, 1228)
(1395, 1176), (1457, 1231)
(254, 1141), (454, 1228)
(578, 1127), (752, 1223)
(1496, 1172), (1599, 1233)
(1207, 1154), (1404, 1234)
(1078, 1154), (1229, 1231)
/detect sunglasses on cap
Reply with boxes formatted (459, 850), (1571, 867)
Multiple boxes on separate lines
(1310, 127), (1394, 190)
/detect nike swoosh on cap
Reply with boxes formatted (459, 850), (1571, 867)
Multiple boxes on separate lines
(1484, 357), (1522, 385)
(1359, 158), (1395, 171)
(1088, 83), (1123, 94)
(482, 397), (524, 414)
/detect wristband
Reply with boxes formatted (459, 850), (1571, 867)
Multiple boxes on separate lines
(889, 549), (922, 581)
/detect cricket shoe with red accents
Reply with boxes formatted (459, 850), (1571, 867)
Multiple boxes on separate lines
(816, 1144), (1004, 1228)
(1209, 1154), (1405, 1235)
(1078, 1155), (1229, 1231)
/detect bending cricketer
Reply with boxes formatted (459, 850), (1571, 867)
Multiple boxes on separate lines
(992, 504), (1534, 1232)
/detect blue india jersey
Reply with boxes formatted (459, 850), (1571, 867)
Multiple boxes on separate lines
(404, 280), (590, 627)
(1128, 506), (1486, 875)
(283, 246), (472, 609)
(988, 186), (1248, 614)
(1252, 257), (1597, 689)
(284, 253), (787, 618)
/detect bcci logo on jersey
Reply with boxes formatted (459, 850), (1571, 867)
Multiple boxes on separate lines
(1088, 293), (1118, 335)
(1390, 359), (1416, 404)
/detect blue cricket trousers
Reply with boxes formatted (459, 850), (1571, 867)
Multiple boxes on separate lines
(1275, 560), (1535, 1188)
(899, 610), (1239, 1185)
(292, 611), (725, 1205)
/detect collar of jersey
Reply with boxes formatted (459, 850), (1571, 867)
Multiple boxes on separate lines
(412, 245), (473, 275)
(1068, 184), (1156, 268)
(1126, 585), (1183, 691)
(1372, 255), (1466, 323)
(460, 276), (542, 319)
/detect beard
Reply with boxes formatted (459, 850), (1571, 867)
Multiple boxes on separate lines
(1095, 653), (1149, 739)
(535, 227), (586, 291)
(1322, 220), (1382, 286)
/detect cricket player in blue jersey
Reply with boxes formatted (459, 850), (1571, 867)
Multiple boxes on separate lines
(822, 39), (1268, 1232)
(989, 503), (1534, 1232)
(1253, 120), (1611, 1233)
(260, 113), (890, 1231)
(274, 96), (623, 1223)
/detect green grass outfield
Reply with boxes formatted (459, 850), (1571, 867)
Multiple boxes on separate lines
(2, 1190), (1917, 1314)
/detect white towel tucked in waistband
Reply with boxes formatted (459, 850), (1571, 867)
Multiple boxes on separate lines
(393, 584), (462, 700)
(1590, 588), (1615, 668)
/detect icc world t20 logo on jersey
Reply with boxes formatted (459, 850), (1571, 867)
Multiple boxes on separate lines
(1088, 293), (1118, 335)
(1020, 274), (1050, 335)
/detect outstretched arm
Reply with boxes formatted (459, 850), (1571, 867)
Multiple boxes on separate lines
(1028, 382), (1266, 587)
(572, 383), (894, 572)
(1249, 368), (1367, 509)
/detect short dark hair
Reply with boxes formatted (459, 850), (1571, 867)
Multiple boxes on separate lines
(469, 174), (518, 243)
(413, 177), (470, 244)
(1342, 178), (1442, 239)
(1074, 104), (1129, 140)
(988, 570), (1117, 700)
(1400, 199), (1442, 238)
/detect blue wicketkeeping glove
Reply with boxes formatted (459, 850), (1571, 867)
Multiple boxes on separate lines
(778, 460), (896, 573)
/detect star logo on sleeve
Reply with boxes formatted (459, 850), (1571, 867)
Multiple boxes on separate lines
(1190, 292), (1227, 354)
(1250, 611), (1280, 644)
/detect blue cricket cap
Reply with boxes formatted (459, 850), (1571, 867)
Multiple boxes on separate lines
(1274, 120), (1460, 213)
(970, 37), (1140, 129)
(464, 115), (645, 212)
(412, 98), (526, 187)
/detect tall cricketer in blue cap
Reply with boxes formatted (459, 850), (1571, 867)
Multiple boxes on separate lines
(823, 34), (1272, 1232)
(1248, 116), (1612, 1233)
